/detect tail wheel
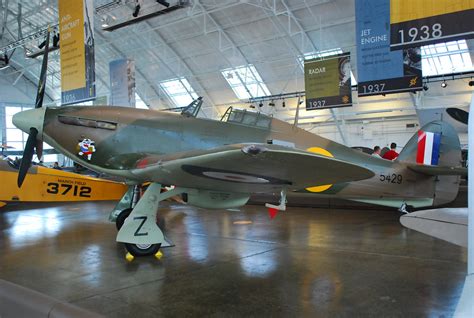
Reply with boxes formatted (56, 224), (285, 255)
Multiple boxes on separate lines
(116, 208), (133, 230)
(125, 243), (161, 257)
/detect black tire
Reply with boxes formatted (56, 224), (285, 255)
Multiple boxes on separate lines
(116, 208), (133, 230)
(125, 243), (161, 257)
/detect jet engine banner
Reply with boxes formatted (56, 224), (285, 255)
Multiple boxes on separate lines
(58, 0), (95, 105)
(389, 0), (474, 50)
(356, 0), (422, 96)
(304, 53), (352, 110)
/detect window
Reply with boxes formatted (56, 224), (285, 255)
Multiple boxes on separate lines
(5, 106), (53, 153)
(42, 154), (59, 164)
(300, 48), (357, 84)
(135, 93), (148, 109)
(159, 78), (198, 107)
(421, 39), (473, 76)
(221, 64), (271, 99)
(5, 106), (32, 151)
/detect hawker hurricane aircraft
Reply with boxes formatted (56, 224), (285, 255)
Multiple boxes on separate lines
(12, 31), (466, 257)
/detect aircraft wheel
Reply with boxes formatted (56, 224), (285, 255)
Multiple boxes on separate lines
(116, 208), (132, 230)
(116, 209), (166, 231)
(125, 243), (161, 257)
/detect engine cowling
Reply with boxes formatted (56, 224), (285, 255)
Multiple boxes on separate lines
(183, 190), (250, 209)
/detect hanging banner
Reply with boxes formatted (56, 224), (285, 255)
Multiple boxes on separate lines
(109, 59), (136, 107)
(305, 53), (352, 110)
(356, 0), (422, 96)
(58, 0), (95, 105)
(390, 0), (474, 50)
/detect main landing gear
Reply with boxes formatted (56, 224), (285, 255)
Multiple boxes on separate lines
(113, 183), (187, 259)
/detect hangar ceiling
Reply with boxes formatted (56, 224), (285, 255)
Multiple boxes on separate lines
(0, 0), (473, 145)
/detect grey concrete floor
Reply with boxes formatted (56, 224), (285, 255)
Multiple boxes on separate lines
(0, 201), (467, 317)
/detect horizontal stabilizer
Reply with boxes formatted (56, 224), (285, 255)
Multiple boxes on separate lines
(400, 208), (467, 247)
(407, 164), (467, 176)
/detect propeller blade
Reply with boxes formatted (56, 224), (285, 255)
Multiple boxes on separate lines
(35, 29), (50, 109)
(36, 140), (43, 162)
(17, 128), (38, 188)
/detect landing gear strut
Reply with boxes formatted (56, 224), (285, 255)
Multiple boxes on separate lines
(399, 203), (415, 213)
(115, 183), (188, 258)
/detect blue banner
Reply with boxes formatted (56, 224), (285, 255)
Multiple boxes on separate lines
(356, 0), (422, 96)
(109, 59), (136, 107)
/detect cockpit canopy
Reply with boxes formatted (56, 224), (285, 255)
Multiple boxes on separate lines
(221, 107), (272, 129)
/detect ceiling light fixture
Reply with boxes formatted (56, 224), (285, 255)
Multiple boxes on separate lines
(258, 102), (263, 107)
(282, 100), (286, 108)
(441, 80), (447, 88)
(268, 101), (275, 107)
(423, 84), (429, 91)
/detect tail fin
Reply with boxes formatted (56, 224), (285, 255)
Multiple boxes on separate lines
(398, 121), (464, 206)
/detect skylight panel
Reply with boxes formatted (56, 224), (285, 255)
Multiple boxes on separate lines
(221, 64), (271, 100)
(300, 49), (357, 84)
(159, 78), (198, 107)
(421, 39), (473, 76)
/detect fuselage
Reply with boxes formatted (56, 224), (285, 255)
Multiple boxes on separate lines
(14, 106), (447, 208)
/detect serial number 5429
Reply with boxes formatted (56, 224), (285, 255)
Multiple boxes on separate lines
(46, 182), (92, 197)
(379, 174), (402, 184)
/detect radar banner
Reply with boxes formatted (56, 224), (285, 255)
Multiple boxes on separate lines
(304, 53), (352, 110)
(109, 59), (136, 107)
(356, 0), (422, 96)
(390, 0), (474, 50)
(58, 0), (95, 105)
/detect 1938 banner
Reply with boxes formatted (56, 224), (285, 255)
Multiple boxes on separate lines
(305, 53), (352, 110)
(390, 0), (474, 50)
(58, 0), (95, 105)
(356, 0), (422, 96)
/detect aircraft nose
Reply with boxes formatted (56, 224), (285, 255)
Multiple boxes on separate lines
(12, 108), (46, 134)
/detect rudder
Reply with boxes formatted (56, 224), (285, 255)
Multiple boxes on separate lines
(397, 121), (463, 206)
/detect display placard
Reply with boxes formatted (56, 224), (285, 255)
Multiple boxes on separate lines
(305, 53), (352, 110)
(59, 0), (95, 105)
(357, 0), (422, 96)
(390, 0), (474, 50)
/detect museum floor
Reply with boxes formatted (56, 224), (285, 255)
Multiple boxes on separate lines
(0, 201), (467, 317)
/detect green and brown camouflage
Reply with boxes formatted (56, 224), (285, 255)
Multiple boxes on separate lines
(13, 101), (465, 210)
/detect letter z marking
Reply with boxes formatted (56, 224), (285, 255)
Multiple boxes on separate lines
(134, 216), (148, 236)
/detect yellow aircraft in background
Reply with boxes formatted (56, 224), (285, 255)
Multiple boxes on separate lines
(0, 159), (127, 208)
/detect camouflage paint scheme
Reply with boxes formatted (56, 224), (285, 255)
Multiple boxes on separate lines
(13, 105), (463, 210)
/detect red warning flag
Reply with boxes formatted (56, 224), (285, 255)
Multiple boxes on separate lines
(268, 207), (278, 219)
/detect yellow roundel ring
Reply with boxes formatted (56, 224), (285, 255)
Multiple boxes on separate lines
(306, 147), (333, 193)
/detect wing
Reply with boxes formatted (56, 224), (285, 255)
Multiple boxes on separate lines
(400, 208), (467, 247)
(128, 144), (374, 193)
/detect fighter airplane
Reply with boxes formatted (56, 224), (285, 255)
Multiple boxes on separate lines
(12, 31), (466, 257)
